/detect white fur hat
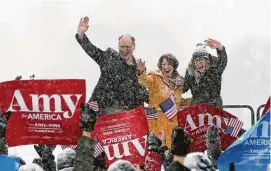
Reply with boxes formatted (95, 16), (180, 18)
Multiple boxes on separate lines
(18, 163), (44, 171)
(192, 43), (209, 60)
(107, 160), (136, 171)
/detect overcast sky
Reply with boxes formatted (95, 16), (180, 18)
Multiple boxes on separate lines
(0, 0), (270, 164)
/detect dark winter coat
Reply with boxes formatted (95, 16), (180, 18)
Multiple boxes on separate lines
(183, 46), (228, 108)
(76, 34), (148, 114)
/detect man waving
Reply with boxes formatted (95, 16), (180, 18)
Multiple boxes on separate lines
(76, 16), (148, 115)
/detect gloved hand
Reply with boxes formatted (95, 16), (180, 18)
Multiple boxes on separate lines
(80, 103), (97, 132)
(147, 132), (162, 152)
(0, 111), (12, 138)
(171, 127), (192, 156)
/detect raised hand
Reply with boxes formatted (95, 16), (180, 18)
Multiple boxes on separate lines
(78, 16), (89, 35)
(138, 58), (146, 74)
(204, 38), (222, 49)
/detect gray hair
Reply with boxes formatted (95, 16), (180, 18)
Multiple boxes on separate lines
(118, 34), (135, 45)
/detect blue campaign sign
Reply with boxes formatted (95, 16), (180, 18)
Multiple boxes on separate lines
(0, 155), (20, 171)
(218, 110), (270, 171)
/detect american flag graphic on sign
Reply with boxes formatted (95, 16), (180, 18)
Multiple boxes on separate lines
(145, 107), (158, 120)
(60, 145), (77, 150)
(159, 95), (177, 120)
(60, 141), (104, 158)
(94, 141), (105, 158)
(224, 118), (244, 138)
(87, 101), (99, 112)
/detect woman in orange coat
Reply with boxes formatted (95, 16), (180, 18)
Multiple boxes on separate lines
(137, 53), (190, 147)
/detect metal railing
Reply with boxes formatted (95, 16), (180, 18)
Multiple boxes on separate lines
(222, 105), (255, 126)
(256, 104), (265, 121)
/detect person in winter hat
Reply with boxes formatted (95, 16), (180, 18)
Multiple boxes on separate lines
(183, 38), (228, 108)
(57, 148), (76, 171)
(18, 163), (44, 171)
(107, 160), (137, 171)
(167, 127), (191, 171)
(138, 53), (191, 147)
(205, 125), (222, 169)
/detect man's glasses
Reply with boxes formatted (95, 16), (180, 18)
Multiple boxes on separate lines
(119, 45), (133, 49)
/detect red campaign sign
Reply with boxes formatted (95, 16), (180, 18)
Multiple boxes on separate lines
(0, 79), (86, 146)
(261, 97), (270, 117)
(92, 105), (149, 166)
(177, 104), (237, 153)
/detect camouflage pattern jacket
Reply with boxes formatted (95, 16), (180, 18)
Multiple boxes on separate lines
(73, 136), (96, 171)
